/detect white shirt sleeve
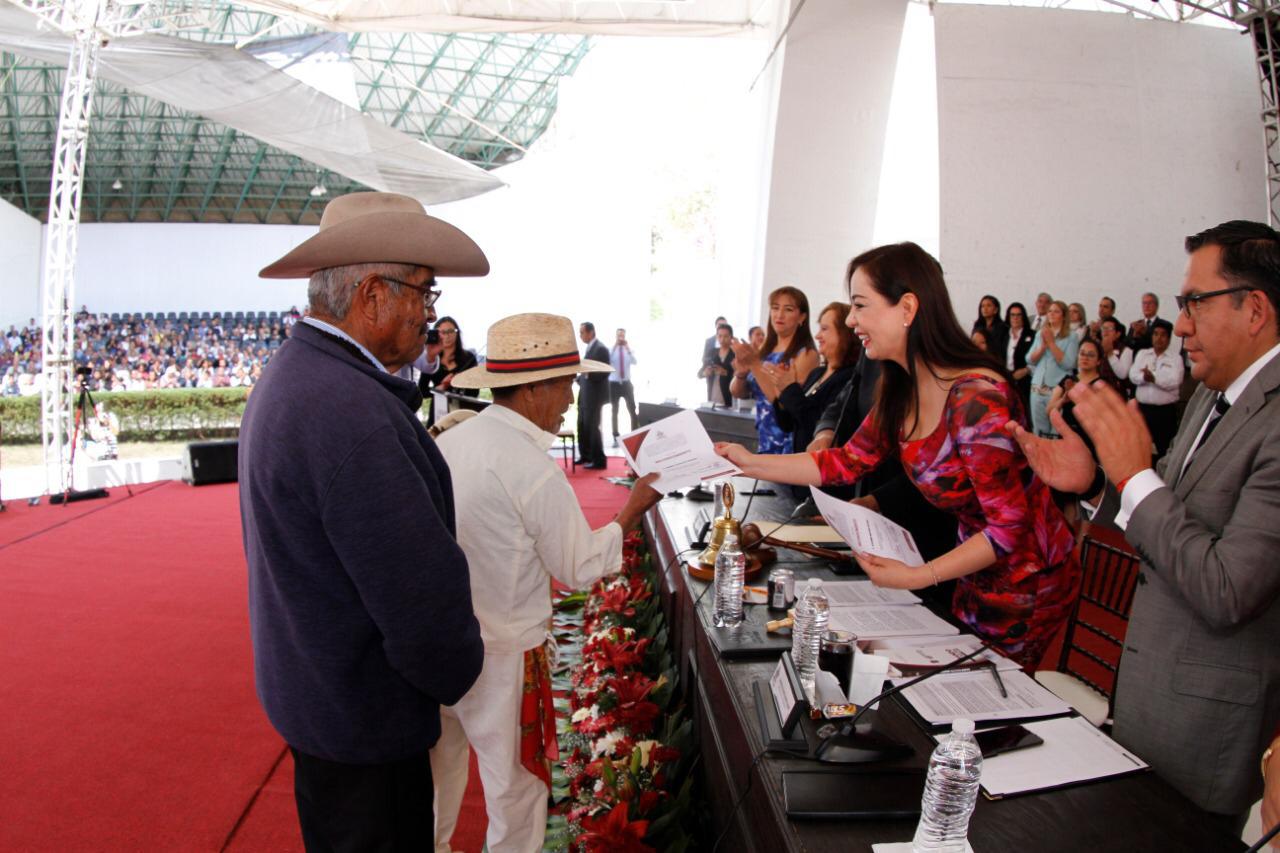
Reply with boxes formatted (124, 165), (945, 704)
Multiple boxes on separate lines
(1113, 468), (1165, 530)
(523, 470), (624, 589)
(1128, 351), (1149, 385)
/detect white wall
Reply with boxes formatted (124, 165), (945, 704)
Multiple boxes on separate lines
(935, 5), (1263, 327)
(71, 222), (314, 316)
(0, 198), (43, 328)
(761, 0), (908, 316)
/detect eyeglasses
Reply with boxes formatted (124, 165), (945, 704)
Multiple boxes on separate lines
(357, 275), (441, 309)
(1174, 286), (1251, 318)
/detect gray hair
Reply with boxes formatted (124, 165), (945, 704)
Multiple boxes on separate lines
(307, 262), (421, 320)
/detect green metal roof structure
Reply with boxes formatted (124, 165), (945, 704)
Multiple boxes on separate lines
(0, 2), (591, 224)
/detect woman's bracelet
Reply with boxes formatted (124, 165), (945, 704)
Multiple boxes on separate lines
(926, 561), (940, 586)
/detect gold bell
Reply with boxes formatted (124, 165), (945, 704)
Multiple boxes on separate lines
(698, 481), (741, 570)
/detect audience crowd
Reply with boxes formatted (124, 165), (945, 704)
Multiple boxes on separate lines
(0, 306), (303, 396)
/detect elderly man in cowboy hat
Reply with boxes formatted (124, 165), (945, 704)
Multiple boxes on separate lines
(239, 191), (486, 851)
(428, 313), (662, 853)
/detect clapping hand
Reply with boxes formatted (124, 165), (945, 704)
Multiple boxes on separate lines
(1004, 410), (1096, 495)
(729, 338), (759, 369)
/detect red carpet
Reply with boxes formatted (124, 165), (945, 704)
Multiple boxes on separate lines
(0, 456), (633, 852)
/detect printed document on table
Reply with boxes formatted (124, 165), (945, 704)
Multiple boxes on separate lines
(827, 605), (960, 639)
(895, 668), (1072, 726)
(823, 580), (921, 608)
(962, 716), (1148, 798)
(809, 486), (924, 566)
(871, 636), (1020, 672)
(619, 409), (740, 491)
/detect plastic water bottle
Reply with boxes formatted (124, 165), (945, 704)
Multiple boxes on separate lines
(790, 578), (829, 701)
(913, 718), (983, 852)
(712, 534), (746, 628)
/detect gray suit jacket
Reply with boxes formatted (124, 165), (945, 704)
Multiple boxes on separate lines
(1096, 351), (1280, 815)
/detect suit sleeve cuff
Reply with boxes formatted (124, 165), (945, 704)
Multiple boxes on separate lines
(1114, 468), (1163, 530)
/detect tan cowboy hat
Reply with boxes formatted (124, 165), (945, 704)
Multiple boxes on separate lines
(451, 313), (613, 390)
(259, 191), (489, 279)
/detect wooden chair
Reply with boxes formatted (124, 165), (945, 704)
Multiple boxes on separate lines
(1035, 536), (1140, 727)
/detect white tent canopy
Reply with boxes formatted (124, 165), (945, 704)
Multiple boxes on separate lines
(0, 4), (504, 204)
(233, 0), (773, 36)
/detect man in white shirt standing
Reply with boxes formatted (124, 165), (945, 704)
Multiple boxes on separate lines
(609, 327), (638, 445)
(430, 313), (661, 853)
(1127, 319), (1183, 460)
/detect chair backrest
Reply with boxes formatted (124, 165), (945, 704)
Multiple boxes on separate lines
(1056, 536), (1141, 715)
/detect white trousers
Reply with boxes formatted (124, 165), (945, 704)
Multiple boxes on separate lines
(431, 650), (548, 853)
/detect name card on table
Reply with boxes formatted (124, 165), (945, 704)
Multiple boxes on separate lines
(769, 652), (807, 736)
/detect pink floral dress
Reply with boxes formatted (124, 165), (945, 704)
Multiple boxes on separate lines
(812, 373), (1080, 668)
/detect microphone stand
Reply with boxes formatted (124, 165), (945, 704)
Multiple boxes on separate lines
(813, 643), (991, 762)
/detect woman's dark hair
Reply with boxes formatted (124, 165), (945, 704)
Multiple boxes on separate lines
(1100, 317), (1127, 352)
(817, 302), (858, 369)
(846, 242), (1008, 444)
(759, 286), (816, 364)
(1005, 301), (1028, 327)
(434, 316), (463, 358)
(974, 294), (1003, 329)
(1078, 336), (1121, 392)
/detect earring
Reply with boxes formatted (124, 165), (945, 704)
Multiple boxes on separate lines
(903, 322), (910, 328)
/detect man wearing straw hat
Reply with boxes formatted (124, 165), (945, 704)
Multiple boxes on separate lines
(240, 192), (486, 850)
(429, 313), (662, 853)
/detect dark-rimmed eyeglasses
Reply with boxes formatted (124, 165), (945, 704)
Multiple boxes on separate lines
(1174, 286), (1252, 318)
(356, 275), (441, 309)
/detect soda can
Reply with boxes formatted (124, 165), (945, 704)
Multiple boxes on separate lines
(767, 568), (794, 612)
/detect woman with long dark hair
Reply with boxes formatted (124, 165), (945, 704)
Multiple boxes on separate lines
(1046, 336), (1121, 458)
(715, 243), (1079, 668)
(419, 316), (479, 424)
(767, 302), (859, 454)
(970, 294), (1008, 357)
(730, 286), (819, 454)
(1004, 302), (1036, 411)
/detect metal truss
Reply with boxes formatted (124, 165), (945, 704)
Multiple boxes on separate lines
(26, 0), (208, 495)
(0, 2), (591, 225)
(1233, 0), (1280, 225)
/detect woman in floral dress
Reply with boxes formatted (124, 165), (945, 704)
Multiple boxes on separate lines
(717, 243), (1080, 668)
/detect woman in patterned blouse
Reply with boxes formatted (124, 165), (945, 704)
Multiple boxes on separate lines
(716, 243), (1080, 668)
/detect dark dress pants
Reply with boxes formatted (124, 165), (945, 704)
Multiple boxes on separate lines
(1138, 401), (1178, 462)
(610, 380), (637, 438)
(577, 385), (606, 465)
(290, 746), (433, 853)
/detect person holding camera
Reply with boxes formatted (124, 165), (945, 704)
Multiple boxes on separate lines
(418, 316), (478, 426)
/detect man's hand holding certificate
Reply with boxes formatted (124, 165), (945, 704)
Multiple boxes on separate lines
(619, 410), (741, 491)
(809, 487), (930, 589)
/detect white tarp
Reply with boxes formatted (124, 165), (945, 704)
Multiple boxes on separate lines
(0, 4), (503, 204)
(231, 0), (771, 37)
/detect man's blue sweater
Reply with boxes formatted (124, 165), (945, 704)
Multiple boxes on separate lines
(238, 322), (483, 763)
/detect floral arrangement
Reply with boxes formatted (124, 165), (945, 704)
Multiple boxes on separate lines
(547, 531), (698, 853)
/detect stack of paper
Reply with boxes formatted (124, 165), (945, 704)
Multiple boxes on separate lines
(823, 580), (921, 607)
(895, 668), (1072, 726)
(828, 606), (961, 640)
(872, 636), (1020, 672)
(970, 716), (1148, 798)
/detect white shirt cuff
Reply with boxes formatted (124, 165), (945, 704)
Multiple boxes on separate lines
(1113, 468), (1164, 530)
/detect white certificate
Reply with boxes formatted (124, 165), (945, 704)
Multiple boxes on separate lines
(619, 409), (740, 491)
(809, 486), (925, 566)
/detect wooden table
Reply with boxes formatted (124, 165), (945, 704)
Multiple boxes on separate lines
(643, 489), (1246, 852)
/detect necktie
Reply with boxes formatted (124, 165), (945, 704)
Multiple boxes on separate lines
(1184, 394), (1230, 474)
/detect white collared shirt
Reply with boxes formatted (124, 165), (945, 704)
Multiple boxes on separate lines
(302, 316), (386, 372)
(1112, 340), (1280, 528)
(435, 404), (623, 654)
(1128, 348), (1183, 406)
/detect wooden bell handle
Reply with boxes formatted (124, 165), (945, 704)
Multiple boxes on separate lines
(761, 536), (854, 562)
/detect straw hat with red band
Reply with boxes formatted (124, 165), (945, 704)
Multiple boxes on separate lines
(451, 313), (613, 390)
(258, 191), (489, 279)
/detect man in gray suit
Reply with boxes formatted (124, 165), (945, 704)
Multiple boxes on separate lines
(1009, 220), (1280, 830)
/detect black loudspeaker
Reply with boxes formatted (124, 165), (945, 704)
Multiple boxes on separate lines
(183, 440), (239, 486)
